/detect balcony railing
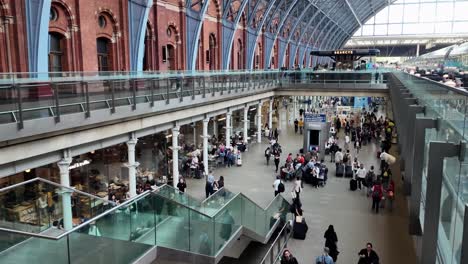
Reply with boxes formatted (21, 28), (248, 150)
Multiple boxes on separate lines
(0, 70), (387, 129)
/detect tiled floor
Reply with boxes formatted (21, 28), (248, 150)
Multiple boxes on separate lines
(185, 111), (417, 264)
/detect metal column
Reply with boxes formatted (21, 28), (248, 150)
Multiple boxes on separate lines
(171, 126), (180, 188)
(421, 141), (465, 264)
(57, 154), (73, 231)
(202, 118), (209, 175)
(126, 133), (139, 198)
(408, 117), (439, 235)
(403, 104), (425, 196)
(461, 204), (468, 264)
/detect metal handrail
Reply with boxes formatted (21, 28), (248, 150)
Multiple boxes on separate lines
(212, 192), (242, 219)
(259, 220), (293, 264)
(0, 177), (116, 206)
(201, 187), (225, 204)
(0, 188), (155, 240)
(151, 190), (212, 218)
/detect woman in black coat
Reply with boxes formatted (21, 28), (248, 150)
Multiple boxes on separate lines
(324, 225), (339, 262)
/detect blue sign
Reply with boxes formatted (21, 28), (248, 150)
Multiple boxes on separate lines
(304, 113), (326, 123)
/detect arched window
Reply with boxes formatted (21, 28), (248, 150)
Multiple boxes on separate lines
(48, 32), (64, 72)
(166, 44), (176, 71)
(97, 37), (111, 71)
(209, 33), (217, 70)
(237, 39), (243, 70)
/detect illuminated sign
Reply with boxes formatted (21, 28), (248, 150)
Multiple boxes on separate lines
(334, 50), (354, 55)
(69, 160), (91, 170)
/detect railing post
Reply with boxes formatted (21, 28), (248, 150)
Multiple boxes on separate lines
(83, 81), (90, 118)
(179, 77), (183, 102)
(150, 78), (155, 107)
(131, 79), (137, 110)
(202, 76), (206, 98)
(421, 141), (465, 264)
(14, 84), (24, 129)
(53, 83), (60, 123)
(165, 78), (170, 104)
(192, 76), (195, 100)
(110, 80), (116, 113)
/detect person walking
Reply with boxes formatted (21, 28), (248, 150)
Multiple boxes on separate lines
(293, 176), (302, 199)
(294, 118), (299, 134)
(273, 176), (284, 196)
(356, 163), (367, 191)
(177, 177), (187, 193)
(298, 118), (304, 135)
(281, 249), (299, 264)
(315, 247), (334, 264)
(205, 171), (215, 198)
(371, 181), (383, 213)
(358, 242), (380, 264)
(324, 225), (339, 262)
(274, 150), (281, 173)
(265, 147), (271, 165)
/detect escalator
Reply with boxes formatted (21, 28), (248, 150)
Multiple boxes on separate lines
(0, 182), (290, 264)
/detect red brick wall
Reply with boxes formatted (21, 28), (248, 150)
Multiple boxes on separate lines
(0, 0), (276, 73)
(0, 0), (28, 73)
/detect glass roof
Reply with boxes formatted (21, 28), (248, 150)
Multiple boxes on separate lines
(352, 0), (468, 37)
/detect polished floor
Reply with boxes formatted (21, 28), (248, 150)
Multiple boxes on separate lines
(185, 110), (417, 263)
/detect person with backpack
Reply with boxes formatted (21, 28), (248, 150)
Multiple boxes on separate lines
(315, 247), (334, 264)
(265, 147), (271, 165)
(365, 166), (376, 197)
(371, 181), (383, 214)
(273, 175), (285, 196)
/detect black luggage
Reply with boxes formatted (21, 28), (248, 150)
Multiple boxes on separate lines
(292, 218), (308, 240)
(350, 178), (357, 191)
(335, 164), (344, 177)
(325, 148), (330, 155)
(345, 165), (353, 178)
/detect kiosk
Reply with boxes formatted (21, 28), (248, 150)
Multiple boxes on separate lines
(302, 113), (329, 160)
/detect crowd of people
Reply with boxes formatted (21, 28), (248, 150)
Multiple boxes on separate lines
(279, 106), (393, 263)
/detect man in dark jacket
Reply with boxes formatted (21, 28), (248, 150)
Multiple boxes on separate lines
(358, 242), (380, 264)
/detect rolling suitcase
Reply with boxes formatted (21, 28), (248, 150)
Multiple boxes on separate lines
(350, 178), (357, 191)
(335, 164), (344, 177)
(345, 165), (353, 178)
(292, 218), (308, 240)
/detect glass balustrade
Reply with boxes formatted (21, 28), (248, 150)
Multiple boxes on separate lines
(0, 70), (388, 128)
(392, 72), (468, 264)
(0, 181), (291, 263)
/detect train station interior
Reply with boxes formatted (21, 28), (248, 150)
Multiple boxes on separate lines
(0, 0), (467, 263)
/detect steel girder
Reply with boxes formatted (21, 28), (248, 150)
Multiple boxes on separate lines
(185, 0), (211, 71)
(264, 0), (306, 69)
(245, 0), (279, 69)
(267, 0), (311, 69)
(221, 0), (249, 69)
(129, 0), (153, 72)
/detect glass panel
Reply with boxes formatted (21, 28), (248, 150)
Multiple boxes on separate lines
(0, 232), (69, 263)
(374, 6), (389, 24)
(419, 3), (436, 23)
(213, 196), (241, 254)
(153, 194), (190, 252)
(403, 3), (419, 23)
(454, 2), (468, 20)
(374, 24), (387, 35)
(68, 231), (152, 264)
(389, 5), (404, 23)
(388, 24), (403, 35)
